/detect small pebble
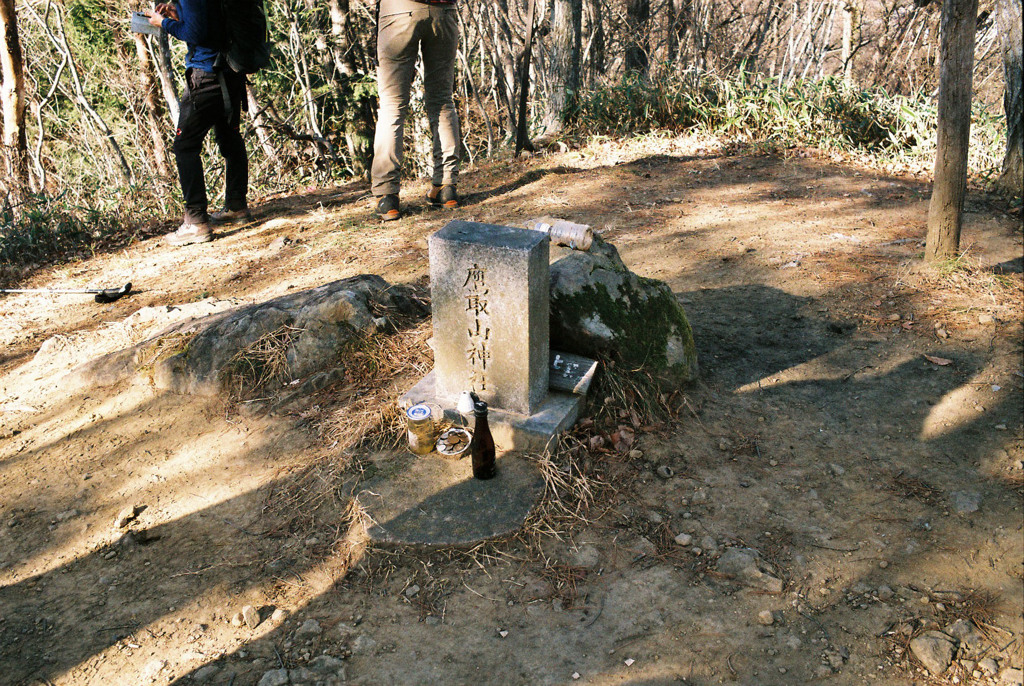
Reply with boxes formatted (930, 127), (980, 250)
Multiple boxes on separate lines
(242, 605), (260, 629)
(757, 610), (774, 626)
(978, 657), (998, 675)
(878, 560), (889, 569)
(674, 533), (693, 546)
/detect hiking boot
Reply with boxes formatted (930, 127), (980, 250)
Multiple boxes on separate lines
(164, 222), (213, 246)
(426, 184), (459, 209)
(210, 207), (252, 225)
(376, 194), (401, 221)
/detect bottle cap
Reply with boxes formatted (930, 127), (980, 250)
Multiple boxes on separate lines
(473, 399), (488, 414)
(406, 404), (431, 421)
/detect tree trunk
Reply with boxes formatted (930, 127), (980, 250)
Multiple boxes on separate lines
(0, 0), (28, 209)
(625, 0), (650, 76)
(588, 0), (605, 81)
(154, 32), (180, 124)
(842, 1), (854, 81)
(995, 0), (1022, 195)
(246, 83), (281, 166)
(515, 0), (537, 154)
(327, 0), (364, 76)
(538, 0), (581, 138)
(925, 0), (978, 261)
(132, 33), (170, 177)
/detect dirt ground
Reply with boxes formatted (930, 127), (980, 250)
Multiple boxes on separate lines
(0, 134), (1021, 686)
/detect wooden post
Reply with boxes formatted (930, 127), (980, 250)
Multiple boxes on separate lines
(925, 0), (978, 262)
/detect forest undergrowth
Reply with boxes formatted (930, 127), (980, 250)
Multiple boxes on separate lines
(0, 73), (1015, 289)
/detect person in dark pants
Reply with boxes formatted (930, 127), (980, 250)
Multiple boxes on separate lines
(147, 0), (251, 246)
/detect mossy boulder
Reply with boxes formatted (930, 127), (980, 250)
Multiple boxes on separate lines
(549, 237), (697, 386)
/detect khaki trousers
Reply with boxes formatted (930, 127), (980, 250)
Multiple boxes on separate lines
(371, 0), (460, 197)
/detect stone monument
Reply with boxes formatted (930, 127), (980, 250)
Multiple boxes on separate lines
(430, 221), (549, 415)
(363, 220), (599, 547)
(401, 220), (585, 451)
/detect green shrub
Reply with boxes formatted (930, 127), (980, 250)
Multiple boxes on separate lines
(0, 195), (133, 281)
(574, 70), (1005, 178)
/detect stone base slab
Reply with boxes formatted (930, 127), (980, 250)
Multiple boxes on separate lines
(400, 370), (583, 452)
(356, 451), (544, 547)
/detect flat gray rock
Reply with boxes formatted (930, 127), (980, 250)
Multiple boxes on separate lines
(715, 547), (784, 592)
(950, 490), (981, 513)
(357, 451), (544, 547)
(910, 631), (956, 675)
(256, 669), (289, 686)
(68, 275), (426, 396)
(946, 618), (986, 650)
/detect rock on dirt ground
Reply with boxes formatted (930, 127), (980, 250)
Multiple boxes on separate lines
(0, 134), (1021, 685)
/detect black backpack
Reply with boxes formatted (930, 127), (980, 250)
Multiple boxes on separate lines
(219, 0), (272, 74)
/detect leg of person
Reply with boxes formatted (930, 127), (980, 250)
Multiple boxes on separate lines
(371, 5), (424, 219)
(422, 5), (460, 209)
(168, 69), (222, 245)
(211, 70), (251, 224)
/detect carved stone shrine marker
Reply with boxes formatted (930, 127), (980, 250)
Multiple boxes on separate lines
(402, 220), (584, 452)
(386, 220), (586, 546)
(429, 220), (549, 416)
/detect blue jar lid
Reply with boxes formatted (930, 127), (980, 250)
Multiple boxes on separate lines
(406, 404), (431, 421)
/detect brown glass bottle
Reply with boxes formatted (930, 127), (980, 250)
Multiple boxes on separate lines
(471, 399), (497, 480)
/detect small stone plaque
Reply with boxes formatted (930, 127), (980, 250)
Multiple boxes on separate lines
(548, 351), (598, 395)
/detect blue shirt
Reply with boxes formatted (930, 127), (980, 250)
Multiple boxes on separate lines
(161, 0), (224, 72)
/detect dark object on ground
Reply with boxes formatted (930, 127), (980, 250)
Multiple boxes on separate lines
(1, 282), (132, 304)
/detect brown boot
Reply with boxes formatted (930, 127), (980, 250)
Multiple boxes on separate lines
(210, 207), (252, 225)
(164, 222), (213, 246)
(376, 194), (401, 221)
(426, 185), (459, 209)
